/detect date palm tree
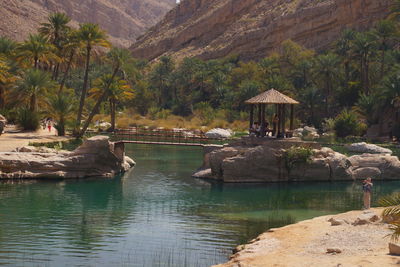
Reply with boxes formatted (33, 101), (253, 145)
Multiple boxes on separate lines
(47, 92), (75, 136)
(78, 48), (133, 137)
(0, 56), (16, 109)
(313, 53), (340, 115)
(351, 32), (377, 94)
(16, 69), (54, 112)
(0, 37), (17, 57)
(74, 23), (110, 135)
(372, 20), (397, 79)
(39, 12), (72, 80)
(90, 76), (134, 131)
(17, 34), (58, 69)
(380, 194), (400, 241)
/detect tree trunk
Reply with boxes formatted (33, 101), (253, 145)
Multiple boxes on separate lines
(58, 117), (65, 136)
(59, 50), (75, 93)
(110, 98), (116, 131)
(78, 65), (119, 138)
(380, 49), (385, 80)
(0, 85), (4, 109)
(75, 45), (92, 135)
(30, 94), (36, 112)
(34, 57), (38, 69)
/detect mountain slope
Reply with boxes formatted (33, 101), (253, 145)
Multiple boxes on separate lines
(0, 0), (176, 47)
(130, 0), (391, 61)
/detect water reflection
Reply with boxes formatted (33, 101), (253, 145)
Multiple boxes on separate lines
(0, 144), (398, 266)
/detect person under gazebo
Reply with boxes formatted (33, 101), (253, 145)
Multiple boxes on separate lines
(272, 114), (279, 137)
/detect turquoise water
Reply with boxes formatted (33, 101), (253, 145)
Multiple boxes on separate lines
(0, 144), (399, 266)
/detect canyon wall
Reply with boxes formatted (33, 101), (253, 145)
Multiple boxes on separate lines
(0, 0), (176, 47)
(131, 0), (392, 61)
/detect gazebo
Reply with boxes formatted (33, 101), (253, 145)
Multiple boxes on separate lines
(245, 89), (299, 138)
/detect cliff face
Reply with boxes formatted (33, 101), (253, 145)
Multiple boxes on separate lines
(0, 0), (176, 47)
(131, 0), (392, 61)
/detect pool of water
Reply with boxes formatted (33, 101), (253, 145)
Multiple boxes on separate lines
(0, 144), (399, 266)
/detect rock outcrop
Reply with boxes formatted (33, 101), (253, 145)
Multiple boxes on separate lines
(205, 128), (232, 139)
(0, 0), (176, 47)
(346, 142), (393, 154)
(131, 0), (391, 61)
(196, 137), (400, 182)
(0, 136), (135, 179)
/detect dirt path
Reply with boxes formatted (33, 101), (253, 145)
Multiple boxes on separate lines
(216, 208), (399, 267)
(0, 126), (71, 152)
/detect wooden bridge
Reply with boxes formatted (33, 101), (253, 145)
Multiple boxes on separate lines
(86, 127), (227, 147)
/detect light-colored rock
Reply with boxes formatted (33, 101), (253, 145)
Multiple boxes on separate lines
(192, 168), (212, 179)
(346, 142), (392, 154)
(293, 128), (303, 138)
(351, 167), (381, 180)
(94, 121), (112, 131)
(389, 243), (400, 255)
(0, 136), (134, 179)
(205, 128), (232, 139)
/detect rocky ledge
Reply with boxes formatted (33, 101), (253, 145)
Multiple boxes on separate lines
(215, 209), (398, 267)
(194, 138), (400, 182)
(0, 136), (135, 179)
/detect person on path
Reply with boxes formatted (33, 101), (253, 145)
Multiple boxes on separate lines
(47, 119), (52, 133)
(362, 177), (373, 209)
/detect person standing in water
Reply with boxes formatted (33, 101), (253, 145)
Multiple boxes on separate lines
(362, 177), (373, 209)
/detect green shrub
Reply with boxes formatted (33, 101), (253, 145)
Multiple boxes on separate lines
(156, 109), (171, 120)
(17, 108), (40, 131)
(333, 110), (365, 138)
(392, 122), (400, 141)
(283, 146), (314, 175)
(194, 102), (215, 125)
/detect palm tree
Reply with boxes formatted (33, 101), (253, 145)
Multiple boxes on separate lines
(149, 56), (174, 108)
(373, 20), (397, 79)
(74, 23), (110, 134)
(0, 37), (17, 57)
(313, 53), (340, 115)
(39, 12), (72, 80)
(90, 76), (134, 131)
(78, 48), (132, 137)
(335, 29), (356, 86)
(353, 93), (376, 125)
(379, 194), (400, 241)
(17, 34), (58, 69)
(47, 93), (75, 136)
(16, 69), (54, 111)
(58, 30), (83, 93)
(0, 56), (16, 109)
(351, 32), (377, 94)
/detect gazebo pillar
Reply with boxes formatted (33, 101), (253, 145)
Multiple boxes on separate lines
(258, 104), (262, 124)
(260, 104), (266, 137)
(282, 104), (286, 137)
(249, 105), (254, 129)
(290, 104), (294, 130)
(277, 104), (282, 137)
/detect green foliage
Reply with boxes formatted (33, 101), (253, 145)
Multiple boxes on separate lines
(194, 102), (215, 125)
(379, 193), (400, 242)
(333, 110), (366, 138)
(283, 146), (314, 175)
(17, 108), (40, 130)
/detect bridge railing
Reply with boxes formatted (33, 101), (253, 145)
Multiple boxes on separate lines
(86, 127), (226, 145)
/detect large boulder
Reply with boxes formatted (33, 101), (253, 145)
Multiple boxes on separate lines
(348, 154), (400, 180)
(0, 136), (134, 179)
(209, 146), (242, 178)
(205, 128), (232, 139)
(345, 142), (392, 154)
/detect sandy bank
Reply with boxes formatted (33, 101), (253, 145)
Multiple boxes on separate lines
(0, 126), (70, 152)
(215, 208), (399, 267)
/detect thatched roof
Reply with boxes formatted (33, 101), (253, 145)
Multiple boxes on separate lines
(245, 89), (299, 104)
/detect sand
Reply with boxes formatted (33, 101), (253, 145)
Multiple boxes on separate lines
(216, 208), (400, 267)
(0, 125), (71, 152)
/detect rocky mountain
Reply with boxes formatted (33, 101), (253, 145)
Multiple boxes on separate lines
(131, 0), (392, 61)
(0, 0), (176, 47)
